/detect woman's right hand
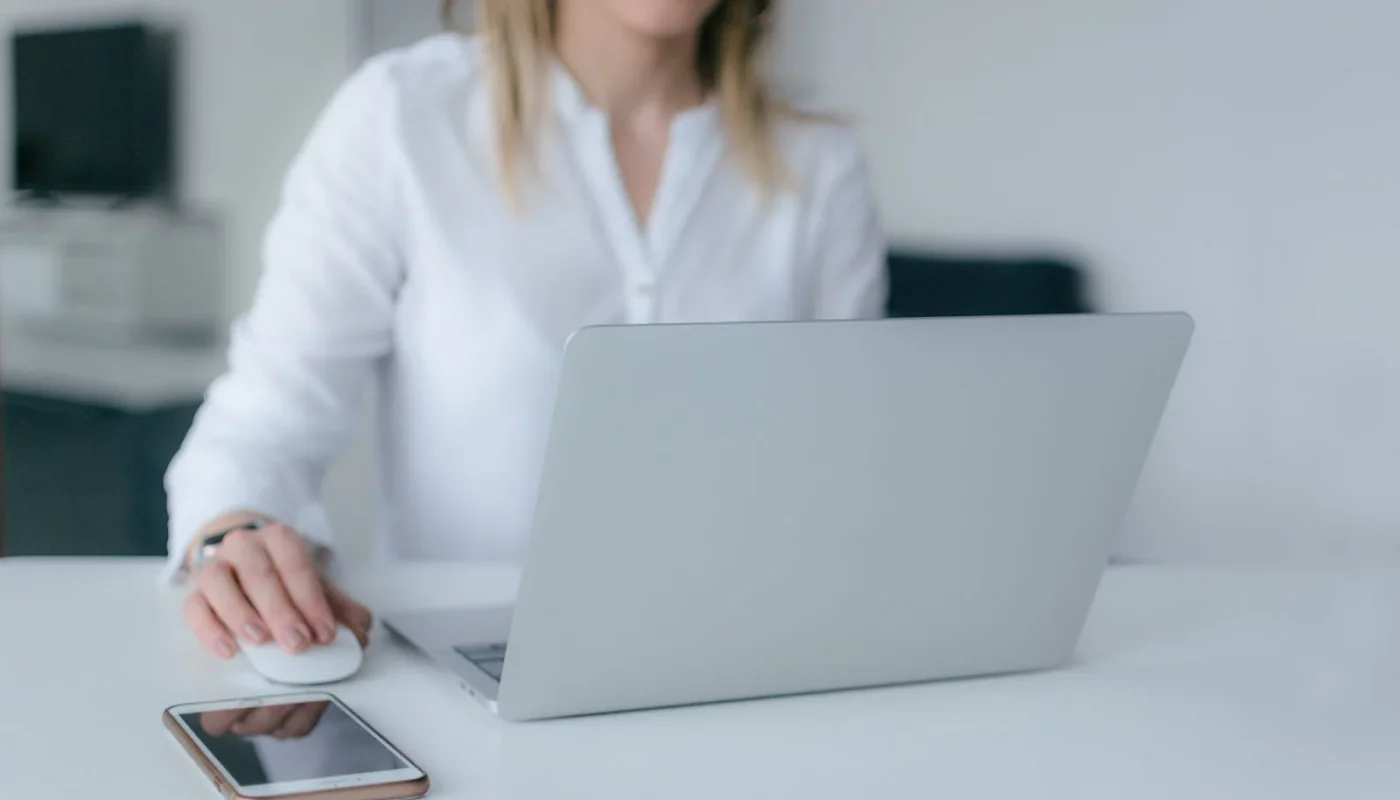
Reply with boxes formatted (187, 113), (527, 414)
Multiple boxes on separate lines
(182, 522), (373, 659)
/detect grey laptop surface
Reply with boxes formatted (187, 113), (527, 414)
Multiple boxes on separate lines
(385, 313), (1194, 721)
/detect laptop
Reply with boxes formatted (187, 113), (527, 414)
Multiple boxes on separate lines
(385, 313), (1194, 721)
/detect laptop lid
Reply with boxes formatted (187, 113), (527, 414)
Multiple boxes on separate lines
(497, 313), (1194, 720)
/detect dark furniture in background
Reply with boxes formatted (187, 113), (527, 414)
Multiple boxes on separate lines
(885, 249), (1092, 318)
(1, 392), (197, 557)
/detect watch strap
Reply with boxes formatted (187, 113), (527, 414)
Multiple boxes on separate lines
(191, 520), (267, 569)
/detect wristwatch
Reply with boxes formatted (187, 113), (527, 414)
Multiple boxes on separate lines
(191, 520), (267, 570)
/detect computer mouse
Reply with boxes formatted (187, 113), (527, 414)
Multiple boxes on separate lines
(240, 624), (364, 685)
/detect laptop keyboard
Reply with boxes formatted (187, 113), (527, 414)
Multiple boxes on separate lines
(453, 643), (508, 680)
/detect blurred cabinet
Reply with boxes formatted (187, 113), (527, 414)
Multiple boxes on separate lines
(0, 208), (224, 346)
(2, 392), (198, 556)
(0, 334), (224, 557)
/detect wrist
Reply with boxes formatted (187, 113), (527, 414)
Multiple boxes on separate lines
(185, 513), (275, 572)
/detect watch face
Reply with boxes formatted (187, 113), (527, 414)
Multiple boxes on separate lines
(194, 543), (220, 568)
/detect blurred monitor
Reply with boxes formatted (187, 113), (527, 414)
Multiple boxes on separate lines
(12, 21), (176, 200)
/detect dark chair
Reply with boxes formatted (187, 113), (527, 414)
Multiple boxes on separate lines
(885, 249), (1092, 318)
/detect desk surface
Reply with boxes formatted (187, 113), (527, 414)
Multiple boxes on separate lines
(1, 559), (1397, 799)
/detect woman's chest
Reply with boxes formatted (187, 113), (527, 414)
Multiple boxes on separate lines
(392, 129), (817, 357)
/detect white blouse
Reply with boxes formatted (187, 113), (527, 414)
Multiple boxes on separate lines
(162, 34), (887, 579)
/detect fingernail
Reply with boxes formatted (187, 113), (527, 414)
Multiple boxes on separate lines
(317, 624), (336, 644)
(285, 627), (307, 649)
(215, 638), (237, 659)
(231, 723), (249, 736)
(244, 622), (268, 643)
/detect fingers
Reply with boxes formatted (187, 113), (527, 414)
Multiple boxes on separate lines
(232, 704), (298, 737)
(183, 523), (350, 658)
(220, 530), (312, 653)
(184, 592), (238, 659)
(262, 525), (337, 645)
(271, 702), (329, 740)
(200, 703), (326, 740)
(196, 561), (269, 645)
(325, 581), (374, 647)
(200, 708), (252, 737)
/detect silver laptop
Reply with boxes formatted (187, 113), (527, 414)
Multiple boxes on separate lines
(385, 313), (1194, 721)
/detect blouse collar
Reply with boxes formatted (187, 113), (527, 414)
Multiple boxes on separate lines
(549, 61), (721, 142)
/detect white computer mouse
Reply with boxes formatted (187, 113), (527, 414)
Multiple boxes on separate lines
(240, 624), (364, 685)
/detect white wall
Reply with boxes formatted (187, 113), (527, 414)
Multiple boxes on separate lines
(0, 0), (383, 559)
(361, 0), (468, 56)
(788, 0), (1400, 563)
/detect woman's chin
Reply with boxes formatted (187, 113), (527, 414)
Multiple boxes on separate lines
(606, 0), (723, 39)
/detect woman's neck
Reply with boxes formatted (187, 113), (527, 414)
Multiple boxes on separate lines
(553, 5), (705, 121)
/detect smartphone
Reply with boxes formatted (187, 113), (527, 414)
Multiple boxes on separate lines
(164, 692), (430, 800)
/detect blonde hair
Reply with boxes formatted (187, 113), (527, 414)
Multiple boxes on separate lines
(443, 0), (790, 204)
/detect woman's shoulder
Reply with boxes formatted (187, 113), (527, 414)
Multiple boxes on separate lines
(340, 33), (489, 115)
(368, 32), (483, 82)
(772, 107), (870, 191)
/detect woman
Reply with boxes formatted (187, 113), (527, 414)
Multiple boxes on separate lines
(167, 0), (887, 660)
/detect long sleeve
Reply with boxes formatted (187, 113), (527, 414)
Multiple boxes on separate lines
(162, 60), (405, 581)
(806, 129), (889, 320)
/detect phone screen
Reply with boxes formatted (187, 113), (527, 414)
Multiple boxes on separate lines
(178, 699), (407, 789)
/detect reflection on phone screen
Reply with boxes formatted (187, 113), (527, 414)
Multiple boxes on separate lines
(180, 701), (405, 787)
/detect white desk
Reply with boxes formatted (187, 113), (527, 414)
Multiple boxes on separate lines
(2, 559), (1397, 799)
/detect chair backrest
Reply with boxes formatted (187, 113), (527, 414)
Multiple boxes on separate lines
(886, 249), (1093, 318)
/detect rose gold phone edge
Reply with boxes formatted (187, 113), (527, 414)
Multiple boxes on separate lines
(162, 698), (431, 800)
